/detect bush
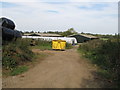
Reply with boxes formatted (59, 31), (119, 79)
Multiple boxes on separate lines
(66, 43), (73, 49)
(78, 36), (120, 88)
(2, 39), (34, 70)
(31, 39), (52, 50)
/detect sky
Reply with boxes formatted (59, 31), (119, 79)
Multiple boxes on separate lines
(0, 0), (119, 35)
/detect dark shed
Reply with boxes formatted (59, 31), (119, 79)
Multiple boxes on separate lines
(69, 34), (98, 43)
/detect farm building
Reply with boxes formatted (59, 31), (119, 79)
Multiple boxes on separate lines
(23, 33), (62, 37)
(22, 36), (77, 44)
(23, 33), (77, 44)
(69, 34), (99, 43)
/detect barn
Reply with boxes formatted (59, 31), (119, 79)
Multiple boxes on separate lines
(23, 33), (62, 37)
(22, 34), (77, 44)
(69, 34), (99, 43)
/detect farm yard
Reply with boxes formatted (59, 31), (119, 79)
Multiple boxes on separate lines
(1, 1), (119, 88)
(1, 18), (120, 88)
(2, 34), (120, 88)
(2, 43), (114, 88)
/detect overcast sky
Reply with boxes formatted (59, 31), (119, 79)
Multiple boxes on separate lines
(0, 0), (119, 34)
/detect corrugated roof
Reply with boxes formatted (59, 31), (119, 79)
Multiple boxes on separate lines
(80, 34), (98, 38)
(23, 33), (32, 36)
(39, 33), (61, 37)
(23, 33), (61, 37)
(69, 34), (98, 38)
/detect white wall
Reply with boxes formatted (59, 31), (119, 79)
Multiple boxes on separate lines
(22, 36), (77, 44)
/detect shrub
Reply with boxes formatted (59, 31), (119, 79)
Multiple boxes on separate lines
(66, 43), (73, 49)
(31, 39), (52, 50)
(78, 36), (120, 87)
(2, 39), (34, 70)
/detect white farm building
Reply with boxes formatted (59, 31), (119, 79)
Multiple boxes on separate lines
(22, 33), (77, 44)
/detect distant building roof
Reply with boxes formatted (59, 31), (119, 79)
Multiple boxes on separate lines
(79, 34), (98, 38)
(23, 33), (61, 37)
(23, 33), (32, 36)
(29, 33), (40, 36)
(39, 33), (61, 37)
(69, 34), (98, 39)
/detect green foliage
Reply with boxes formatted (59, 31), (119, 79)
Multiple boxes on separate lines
(10, 66), (28, 76)
(61, 28), (78, 37)
(3, 38), (52, 76)
(78, 36), (120, 87)
(66, 43), (73, 49)
(31, 39), (72, 50)
(97, 69), (112, 80)
(2, 39), (34, 70)
(31, 39), (52, 50)
(100, 38), (109, 41)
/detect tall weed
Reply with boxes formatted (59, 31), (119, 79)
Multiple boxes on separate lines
(3, 39), (34, 70)
(78, 36), (120, 87)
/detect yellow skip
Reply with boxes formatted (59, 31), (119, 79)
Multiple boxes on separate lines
(52, 40), (66, 50)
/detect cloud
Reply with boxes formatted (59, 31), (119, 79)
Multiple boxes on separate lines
(70, 0), (119, 2)
(45, 10), (59, 13)
(1, 1), (118, 34)
(1, 2), (20, 8)
(77, 3), (109, 10)
(2, 0), (119, 2)
(43, 2), (69, 5)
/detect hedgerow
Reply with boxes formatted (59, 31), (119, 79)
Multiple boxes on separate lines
(78, 35), (120, 88)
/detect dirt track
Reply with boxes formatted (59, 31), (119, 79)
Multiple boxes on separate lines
(3, 46), (111, 88)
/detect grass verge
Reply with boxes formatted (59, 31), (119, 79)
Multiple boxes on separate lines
(2, 38), (51, 76)
(66, 43), (73, 49)
(10, 66), (28, 76)
(78, 36), (120, 88)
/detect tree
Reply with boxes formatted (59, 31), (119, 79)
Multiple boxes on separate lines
(30, 31), (34, 33)
(61, 28), (78, 37)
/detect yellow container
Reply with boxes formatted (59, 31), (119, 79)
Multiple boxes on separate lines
(52, 40), (66, 50)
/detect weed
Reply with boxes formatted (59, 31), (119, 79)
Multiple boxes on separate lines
(78, 35), (120, 88)
(2, 39), (34, 69)
(97, 69), (112, 80)
(66, 43), (73, 49)
(31, 39), (52, 50)
(10, 66), (28, 76)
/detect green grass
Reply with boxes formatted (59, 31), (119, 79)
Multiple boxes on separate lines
(3, 38), (73, 76)
(34, 52), (48, 60)
(100, 38), (109, 41)
(66, 43), (73, 49)
(10, 66), (28, 76)
(3, 38), (53, 76)
(96, 69), (112, 80)
(3, 39), (34, 69)
(78, 36), (120, 88)
(30, 39), (73, 50)
(31, 39), (52, 50)
(30, 45), (51, 50)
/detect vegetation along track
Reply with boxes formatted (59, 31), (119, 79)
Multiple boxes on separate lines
(3, 46), (113, 88)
